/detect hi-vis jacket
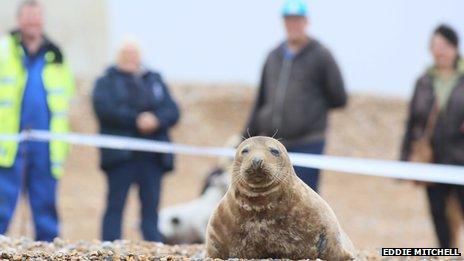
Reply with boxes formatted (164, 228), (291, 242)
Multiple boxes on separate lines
(0, 31), (74, 178)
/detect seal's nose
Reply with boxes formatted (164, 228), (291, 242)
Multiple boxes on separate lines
(251, 157), (263, 169)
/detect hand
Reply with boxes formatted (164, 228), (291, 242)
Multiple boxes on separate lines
(136, 112), (159, 135)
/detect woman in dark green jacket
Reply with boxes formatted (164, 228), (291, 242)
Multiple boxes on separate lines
(401, 24), (464, 248)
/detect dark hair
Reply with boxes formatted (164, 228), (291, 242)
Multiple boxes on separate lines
(17, 0), (41, 17)
(434, 24), (459, 47)
(433, 24), (460, 68)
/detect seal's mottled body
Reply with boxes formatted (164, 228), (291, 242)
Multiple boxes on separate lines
(205, 137), (355, 260)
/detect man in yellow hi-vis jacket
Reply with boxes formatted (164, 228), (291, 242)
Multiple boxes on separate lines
(0, 0), (74, 241)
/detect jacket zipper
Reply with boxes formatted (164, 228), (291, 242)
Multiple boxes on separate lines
(272, 58), (293, 131)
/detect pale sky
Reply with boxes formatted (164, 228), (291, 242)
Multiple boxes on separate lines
(108, 0), (464, 98)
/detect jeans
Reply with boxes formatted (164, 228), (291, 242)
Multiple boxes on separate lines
(287, 140), (326, 193)
(0, 141), (58, 241)
(102, 156), (163, 242)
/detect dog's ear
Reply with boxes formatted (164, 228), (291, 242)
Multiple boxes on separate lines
(171, 216), (181, 226)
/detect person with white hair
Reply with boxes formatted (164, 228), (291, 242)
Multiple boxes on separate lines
(92, 39), (180, 242)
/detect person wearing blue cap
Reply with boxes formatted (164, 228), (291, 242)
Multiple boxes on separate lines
(244, 0), (347, 192)
(281, 0), (308, 17)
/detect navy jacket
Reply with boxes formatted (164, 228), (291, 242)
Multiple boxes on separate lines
(92, 66), (180, 171)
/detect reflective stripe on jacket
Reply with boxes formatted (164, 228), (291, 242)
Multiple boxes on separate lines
(0, 31), (74, 178)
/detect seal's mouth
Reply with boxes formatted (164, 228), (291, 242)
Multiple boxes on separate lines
(244, 166), (269, 184)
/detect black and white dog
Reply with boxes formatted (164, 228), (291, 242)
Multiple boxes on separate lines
(158, 166), (230, 244)
(158, 135), (241, 244)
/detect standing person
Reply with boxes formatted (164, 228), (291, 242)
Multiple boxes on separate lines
(92, 40), (180, 242)
(244, 0), (347, 192)
(401, 24), (464, 248)
(0, 0), (74, 241)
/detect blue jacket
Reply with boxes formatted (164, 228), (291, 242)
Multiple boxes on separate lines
(92, 66), (180, 171)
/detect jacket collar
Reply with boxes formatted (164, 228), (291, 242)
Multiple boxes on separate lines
(277, 37), (318, 60)
(426, 58), (464, 78)
(108, 65), (151, 78)
(10, 29), (63, 64)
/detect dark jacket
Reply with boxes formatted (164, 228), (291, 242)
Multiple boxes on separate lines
(245, 39), (347, 147)
(401, 60), (464, 165)
(92, 66), (180, 171)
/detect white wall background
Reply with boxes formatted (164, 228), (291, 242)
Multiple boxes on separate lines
(108, 0), (464, 98)
(0, 0), (108, 84)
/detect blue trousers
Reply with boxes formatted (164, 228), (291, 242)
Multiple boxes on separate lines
(0, 141), (58, 241)
(102, 156), (163, 242)
(287, 140), (326, 193)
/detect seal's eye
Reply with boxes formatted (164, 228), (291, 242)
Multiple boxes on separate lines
(241, 148), (249, 155)
(270, 148), (280, 157)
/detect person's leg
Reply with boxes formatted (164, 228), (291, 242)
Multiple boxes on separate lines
(102, 161), (134, 241)
(0, 155), (23, 235)
(426, 184), (452, 248)
(447, 186), (463, 248)
(455, 185), (464, 214)
(287, 140), (325, 192)
(136, 158), (163, 242)
(27, 142), (59, 241)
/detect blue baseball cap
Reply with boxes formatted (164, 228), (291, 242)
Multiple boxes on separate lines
(282, 0), (308, 17)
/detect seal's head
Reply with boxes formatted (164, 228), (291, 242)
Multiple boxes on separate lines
(233, 136), (292, 188)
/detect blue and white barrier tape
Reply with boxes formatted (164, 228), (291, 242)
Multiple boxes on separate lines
(1, 130), (464, 185)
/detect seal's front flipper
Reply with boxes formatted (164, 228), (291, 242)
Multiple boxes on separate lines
(205, 222), (229, 259)
(340, 230), (356, 260)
